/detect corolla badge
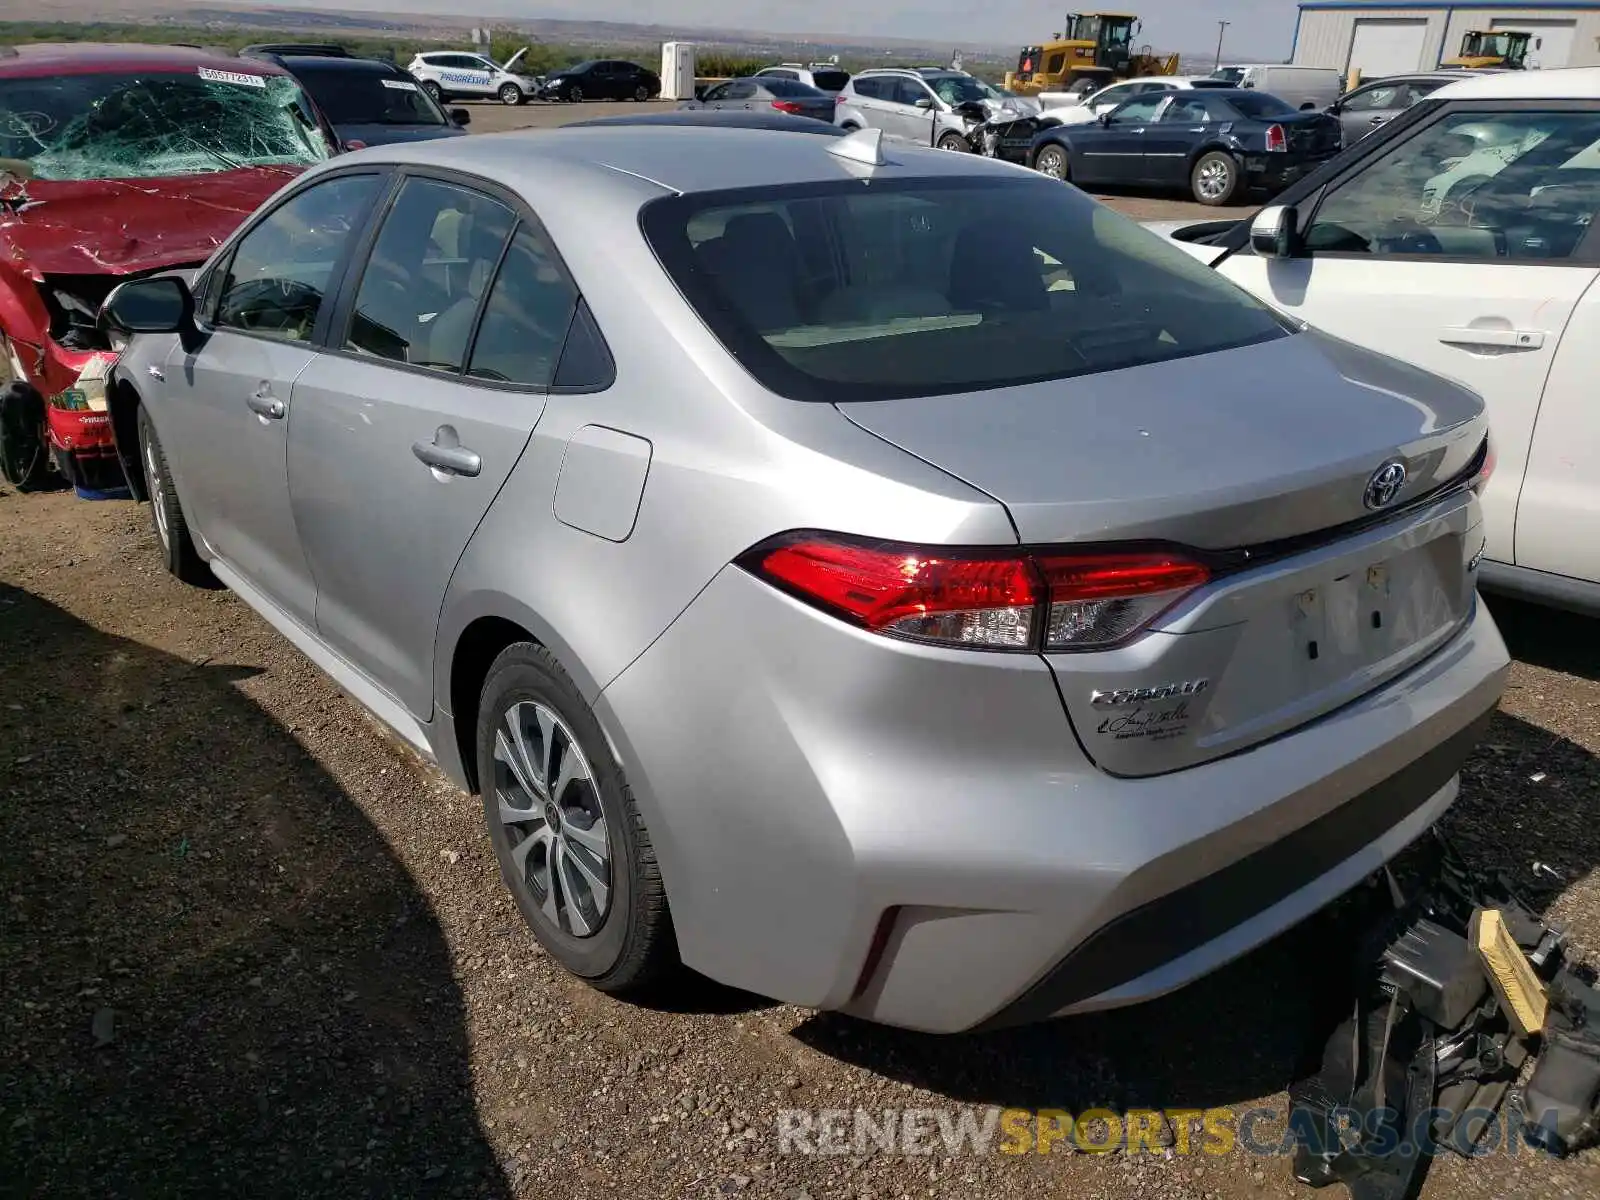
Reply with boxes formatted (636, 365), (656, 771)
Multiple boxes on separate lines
(1363, 460), (1408, 510)
(1091, 679), (1210, 708)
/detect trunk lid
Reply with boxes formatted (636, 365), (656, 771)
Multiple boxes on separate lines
(1279, 110), (1342, 156)
(839, 329), (1489, 775)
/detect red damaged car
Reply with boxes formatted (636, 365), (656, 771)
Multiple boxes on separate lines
(0, 42), (336, 495)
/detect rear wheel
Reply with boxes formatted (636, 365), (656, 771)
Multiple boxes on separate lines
(137, 406), (214, 587)
(936, 131), (970, 152)
(633, 84), (648, 102)
(566, 84), (583, 103)
(499, 83), (523, 106)
(476, 643), (677, 993)
(1034, 144), (1069, 180)
(0, 380), (50, 491)
(1192, 150), (1241, 206)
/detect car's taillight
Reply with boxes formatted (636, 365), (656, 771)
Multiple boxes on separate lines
(1470, 436), (1496, 495)
(739, 533), (1209, 653)
(834, 93), (846, 105)
(771, 99), (804, 114)
(1265, 123), (1287, 152)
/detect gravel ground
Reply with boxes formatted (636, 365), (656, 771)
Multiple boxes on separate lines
(452, 97), (1236, 223)
(5, 482), (1600, 1200)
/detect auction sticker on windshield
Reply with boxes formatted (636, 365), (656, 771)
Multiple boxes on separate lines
(197, 67), (268, 89)
(381, 79), (419, 91)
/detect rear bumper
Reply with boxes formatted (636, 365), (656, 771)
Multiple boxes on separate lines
(1243, 152), (1339, 192)
(597, 569), (1508, 1033)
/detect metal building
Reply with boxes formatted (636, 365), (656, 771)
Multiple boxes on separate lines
(1292, 1), (1600, 75)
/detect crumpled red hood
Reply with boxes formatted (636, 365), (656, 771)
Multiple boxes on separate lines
(0, 167), (300, 279)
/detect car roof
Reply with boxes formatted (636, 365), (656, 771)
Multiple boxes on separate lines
(0, 41), (287, 79)
(569, 110), (847, 135)
(279, 55), (400, 75)
(338, 124), (1028, 195)
(1433, 65), (1600, 101)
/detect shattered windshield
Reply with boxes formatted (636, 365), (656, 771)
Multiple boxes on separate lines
(297, 70), (448, 127)
(0, 70), (332, 182)
(928, 75), (989, 106)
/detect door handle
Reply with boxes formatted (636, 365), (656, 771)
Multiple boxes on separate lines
(1369, 116), (1387, 125)
(412, 427), (481, 478)
(247, 389), (285, 420)
(1439, 326), (1545, 350)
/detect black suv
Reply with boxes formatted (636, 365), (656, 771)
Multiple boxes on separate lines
(240, 43), (471, 150)
(537, 59), (661, 103)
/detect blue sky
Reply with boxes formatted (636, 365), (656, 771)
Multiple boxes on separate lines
(268, 0), (1301, 58)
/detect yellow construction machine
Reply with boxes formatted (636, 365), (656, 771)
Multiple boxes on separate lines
(1006, 12), (1180, 95)
(1442, 29), (1531, 69)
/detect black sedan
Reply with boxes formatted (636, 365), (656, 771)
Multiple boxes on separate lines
(241, 46), (470, 150)
(680, 77), (835, 123)
(537, 59), (660, 103)
(1026, 88), (1343, 206)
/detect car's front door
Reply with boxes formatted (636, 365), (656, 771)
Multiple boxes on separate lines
(1213, 102), (1600, 573)
(1074, 94), (1169, 184)
(888, 77), (938, 145)
(1144, 95), (1211, 185)
(709, 80), (756, 110)
(1334, 81), (1411, 145)
(160, 171), (385, 626)
(288, 173), (580, 717)
(443, 54), (495, 98)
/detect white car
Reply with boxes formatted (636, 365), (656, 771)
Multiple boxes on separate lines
(1150, 67), (1600, 615)
(1038, 75), (1234, 122)
(408, 48), (539, 106)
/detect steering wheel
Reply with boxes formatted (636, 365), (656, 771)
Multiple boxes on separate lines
(1373, 221), (1445, 256)
(223, 277), (322, 335)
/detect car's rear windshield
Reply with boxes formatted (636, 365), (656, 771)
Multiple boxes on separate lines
(764, 79), (827, 98)
(297, 68), (447, 126)
(1224, 91), (1298, 119)
(0, 69), (331, 180)
(642, 176), (1290, 403)
(810, 70), (850, 91)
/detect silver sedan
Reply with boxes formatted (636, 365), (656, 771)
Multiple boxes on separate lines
(101, 124), (1508, 1033)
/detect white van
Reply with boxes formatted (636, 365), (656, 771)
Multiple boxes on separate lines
(1211, 64), (1343, 110)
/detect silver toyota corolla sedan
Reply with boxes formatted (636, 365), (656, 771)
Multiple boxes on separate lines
(98, 125), (1509, 1034)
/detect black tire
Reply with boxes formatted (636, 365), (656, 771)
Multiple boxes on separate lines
(422, 80), (443, 103)
(565, 84), (583, 103)
(499, 83), (523, 106)
(840, 121), (861, 132)
(1034, 143), (1069, 180)
(1191, 150), (1241, 207)
(476, 643), (676, 993)
(936, 131), (970, 152)
(137, 405), (214, 587)
(0, 381), (51, 491)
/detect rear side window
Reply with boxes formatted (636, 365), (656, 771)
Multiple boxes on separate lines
(852, 77), (885, 100)
(765, 79), (825, 98)
(467, 223), (580, 387)
(643, 177), (1289, 403)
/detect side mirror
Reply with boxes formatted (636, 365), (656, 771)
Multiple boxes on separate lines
(449, 108), (471, 127)
(1250, 204), (1298, 258)
(100, 276), (199, 352)
(914, 96), (934, 109)
(1099, 110), (1114, 126)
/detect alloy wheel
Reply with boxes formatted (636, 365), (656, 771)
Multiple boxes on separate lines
(1197, 159), (1232, 201)
(492, 700), (612, 937)
(143, 434), (169, 550)
(1036, 147), (1067, 179)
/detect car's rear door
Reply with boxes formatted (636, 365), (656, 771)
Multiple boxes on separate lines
(287, 171), (578, 718)
(1212, 100), (1600, 574)
(158, 170), (386, 627)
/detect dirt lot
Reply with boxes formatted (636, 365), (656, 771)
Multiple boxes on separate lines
(455, 97), (1234, 223)
(6, 461), (1600, 1200)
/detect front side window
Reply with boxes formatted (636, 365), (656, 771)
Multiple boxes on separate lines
(1107, 95), (1167, 125)
(643, 176), (1289, 403)
(722, 81), (757, 101)
(892, 78), (933, 107)
(344, 177), (515, 371)
(1306, 108), (1600, 261)
(1343, 84), (1403, 112)
(0, 69), (331, 181)
(216, 173), (382, 340)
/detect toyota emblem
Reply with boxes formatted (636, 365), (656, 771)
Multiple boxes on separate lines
(1364, 460), (1408, 510)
